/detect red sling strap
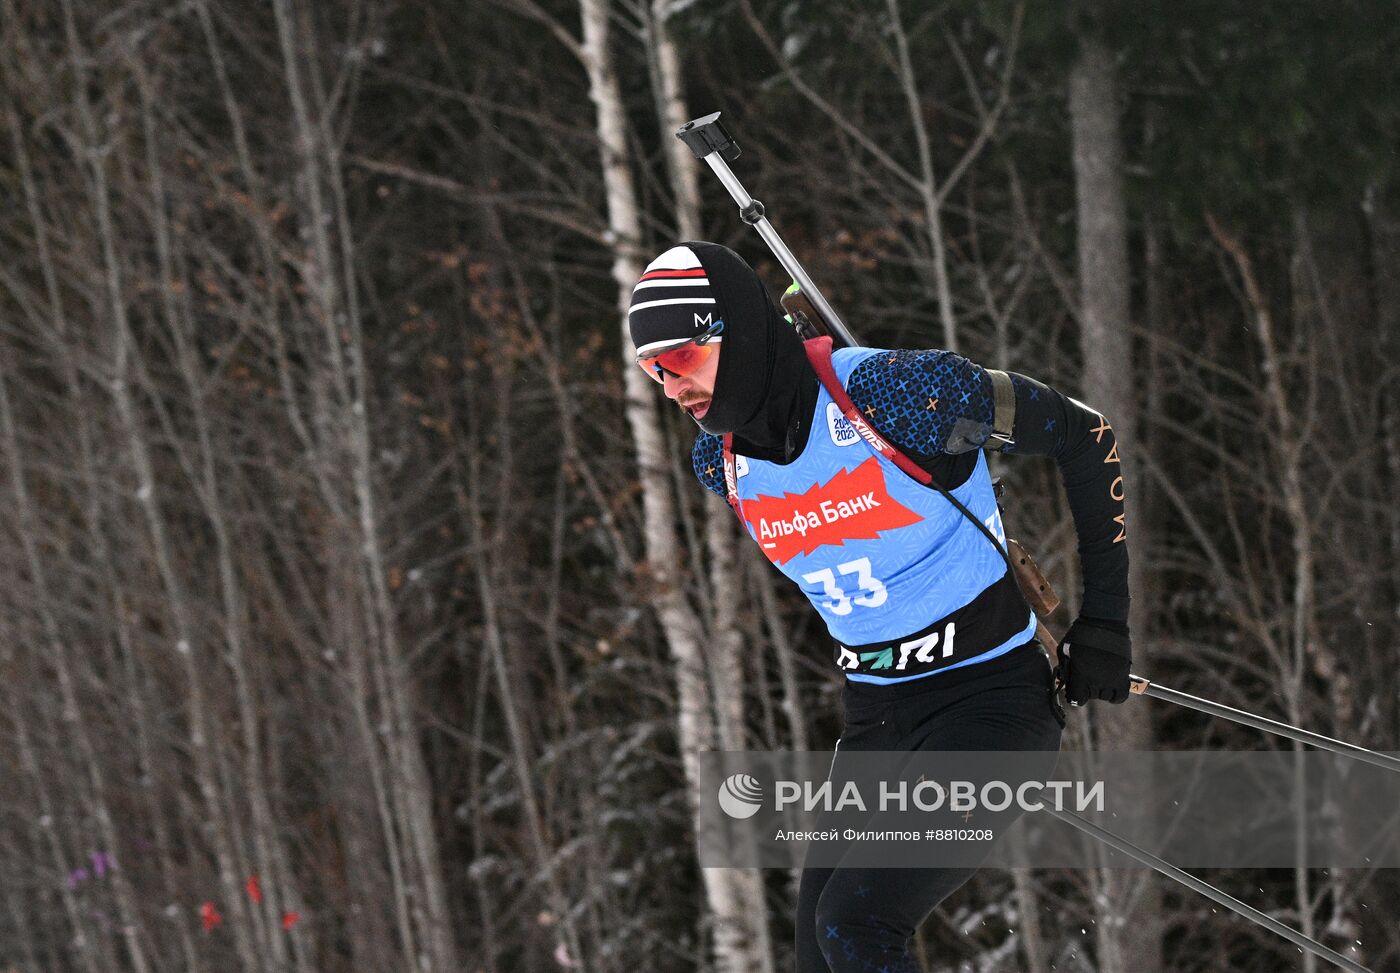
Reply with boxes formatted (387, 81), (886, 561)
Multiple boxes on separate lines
(720, 336), (935, 519)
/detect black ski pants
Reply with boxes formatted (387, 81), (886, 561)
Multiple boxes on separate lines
(795, 641), (1064, 972)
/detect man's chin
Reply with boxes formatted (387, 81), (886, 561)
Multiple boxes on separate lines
(679, 396), (731, 434)
(694, 407), (733, 437)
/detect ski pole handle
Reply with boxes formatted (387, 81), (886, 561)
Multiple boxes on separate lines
(676, 112), (860, 348)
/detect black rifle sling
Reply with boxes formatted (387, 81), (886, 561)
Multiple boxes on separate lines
(985, 369), (1016, 451)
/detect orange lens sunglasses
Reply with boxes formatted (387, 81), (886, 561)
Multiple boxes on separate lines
(636, 320), (723, 383)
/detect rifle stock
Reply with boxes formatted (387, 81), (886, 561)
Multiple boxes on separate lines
(780, 282), (829, 341)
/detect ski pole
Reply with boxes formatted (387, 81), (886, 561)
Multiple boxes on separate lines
(1128, 675), (1400, 776)
(1044, 806), (1372, 973)
(676, 112), (860, 349)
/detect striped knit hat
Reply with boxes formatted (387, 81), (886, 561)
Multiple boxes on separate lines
(628, 245), (723, 357)
(629, 241), (806, 442)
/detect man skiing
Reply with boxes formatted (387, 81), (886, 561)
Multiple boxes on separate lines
(630, 241), (1132, 972)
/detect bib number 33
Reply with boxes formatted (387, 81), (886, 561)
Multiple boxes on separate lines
(802, 557), (888, 616)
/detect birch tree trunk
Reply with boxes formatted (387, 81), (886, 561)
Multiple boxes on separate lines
(270, 4), (460, 968)
(580, 0), (772, 967)
(647, 4), (777, 965)
(1068, 33), (1163, 973)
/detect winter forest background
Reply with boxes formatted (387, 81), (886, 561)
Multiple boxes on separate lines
(1, 0), (1398, 971)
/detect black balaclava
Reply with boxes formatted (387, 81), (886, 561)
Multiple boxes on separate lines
(628, 241), (818, 462)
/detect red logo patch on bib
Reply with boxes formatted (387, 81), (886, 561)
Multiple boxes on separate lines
(743, 457), (922, 564)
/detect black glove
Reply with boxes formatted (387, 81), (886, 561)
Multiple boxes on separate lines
(1060, 616), (1132, 705)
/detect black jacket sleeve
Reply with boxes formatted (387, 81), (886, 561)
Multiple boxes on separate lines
(1002, 371), (1130, 628)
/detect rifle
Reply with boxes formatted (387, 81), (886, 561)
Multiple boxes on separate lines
(677, 110), (1061, 665)
(676, 112), (858, 349)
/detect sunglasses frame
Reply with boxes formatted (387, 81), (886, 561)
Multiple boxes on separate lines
(636, 319), (724, 382)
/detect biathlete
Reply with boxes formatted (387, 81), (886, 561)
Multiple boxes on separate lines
(628, 241), (1132, 972)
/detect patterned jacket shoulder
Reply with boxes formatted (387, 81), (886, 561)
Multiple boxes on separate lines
(844, 347), (994, 456)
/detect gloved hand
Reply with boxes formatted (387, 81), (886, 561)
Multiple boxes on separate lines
(1059, 616), (1132, 705)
